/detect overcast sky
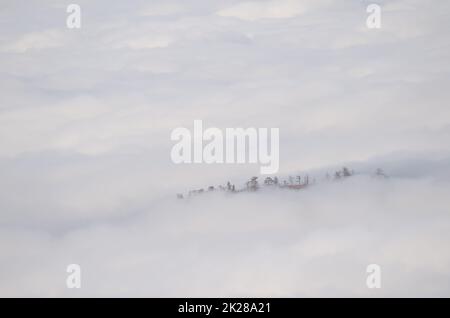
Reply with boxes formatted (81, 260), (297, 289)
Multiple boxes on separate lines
(1, 0), (450, 297)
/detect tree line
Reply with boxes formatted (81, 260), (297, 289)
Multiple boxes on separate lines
(177, 167), (388, 199)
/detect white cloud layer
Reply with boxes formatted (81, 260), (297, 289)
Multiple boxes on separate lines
(216, 0), (328, 21)
(0, 0), (450, 296)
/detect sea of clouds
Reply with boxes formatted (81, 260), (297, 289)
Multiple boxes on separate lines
(1, 0), (450, 296)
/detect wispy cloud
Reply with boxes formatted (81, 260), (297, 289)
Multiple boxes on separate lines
(0, 0), (450, 296)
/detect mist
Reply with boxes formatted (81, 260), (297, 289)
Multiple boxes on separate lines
(1, 0), (450, 297)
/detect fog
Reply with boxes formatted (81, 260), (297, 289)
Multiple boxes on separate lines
(1, 168), (450, 297)
(1, 0), (450, 296)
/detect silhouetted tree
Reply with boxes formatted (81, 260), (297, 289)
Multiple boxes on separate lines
(375, 168), (388, 178)
(247, 177), (259, 191)
(342, 167), (352, 177)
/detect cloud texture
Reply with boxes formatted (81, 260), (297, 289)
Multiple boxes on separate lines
(0, 0), (450, 296)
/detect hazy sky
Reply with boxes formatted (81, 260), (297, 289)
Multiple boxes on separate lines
(1, 0), (450, 297)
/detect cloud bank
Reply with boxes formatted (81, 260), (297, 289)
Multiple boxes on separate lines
(0, 0), (450, 296)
